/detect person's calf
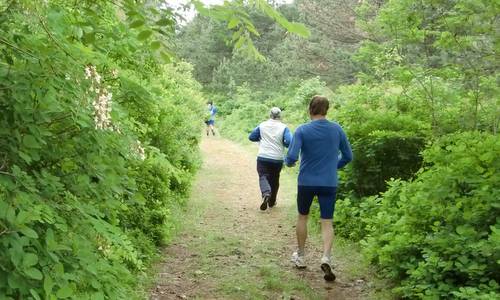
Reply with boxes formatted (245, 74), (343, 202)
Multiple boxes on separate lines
(320, 219), (334, 258)
(296, 214), (309, 254)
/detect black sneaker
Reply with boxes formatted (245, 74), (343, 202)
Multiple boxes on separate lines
(268, 199), (276, 208)
(321, 256), (336, 282)
(260, 195), (269, 211)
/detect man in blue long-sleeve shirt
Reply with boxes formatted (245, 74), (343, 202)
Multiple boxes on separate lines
(285, 96), (352, 281)
(249, 107), (293, 210)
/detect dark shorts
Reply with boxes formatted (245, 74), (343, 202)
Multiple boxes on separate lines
(205, 120), (215, 125)
(297, 186), (337, 219)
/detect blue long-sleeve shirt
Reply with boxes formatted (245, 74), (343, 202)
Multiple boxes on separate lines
(285, 119), (352, 187)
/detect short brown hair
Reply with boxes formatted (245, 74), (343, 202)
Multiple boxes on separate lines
(309, 95), (330, 116)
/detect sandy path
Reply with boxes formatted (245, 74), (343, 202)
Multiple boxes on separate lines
(150, 137), (369, 300)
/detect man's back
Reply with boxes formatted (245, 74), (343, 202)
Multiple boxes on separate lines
(286, 119), (352, 187)
(259, 119), (287, 159)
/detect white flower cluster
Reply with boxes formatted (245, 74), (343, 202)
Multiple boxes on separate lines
(133, 140), (146, 161)
(93, 90), (113, 130)
(84, 65), (101, 83)
(84, 65), (112, 130)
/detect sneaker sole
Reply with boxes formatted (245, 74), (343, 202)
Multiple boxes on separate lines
(321, 263), (336, 282)
(260, 198), (268, 211)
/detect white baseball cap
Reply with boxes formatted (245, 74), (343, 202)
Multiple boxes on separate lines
(270, 107), (281, 119)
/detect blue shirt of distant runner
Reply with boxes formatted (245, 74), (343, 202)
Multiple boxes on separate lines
(285, 119), (353, 187)
(208, 106), (217, 121)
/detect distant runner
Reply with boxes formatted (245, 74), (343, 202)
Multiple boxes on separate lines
(249, 107), (292, 211)
(205, 101), (218, 136)
(285, 96), (353, 282)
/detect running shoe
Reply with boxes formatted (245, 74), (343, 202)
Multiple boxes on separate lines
(260, 195), (269, 211)
(321, 256), (335, 282)
(291, 251), (306, 269)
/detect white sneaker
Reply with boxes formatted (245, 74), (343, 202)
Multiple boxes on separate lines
(321, 256), (335, 282)
(321, 256), (331, 265)
(291, 251), (306, 269)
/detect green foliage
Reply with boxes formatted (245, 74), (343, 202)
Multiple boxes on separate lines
(0, 1), (203, 298)
(355, 0), (499, 134)
(332, 83), (430, 198)
(360, 132), (500, 298)
(178, 1), (360, 94)
(192, 0), (309, 61)
(219, 85), (269, 142)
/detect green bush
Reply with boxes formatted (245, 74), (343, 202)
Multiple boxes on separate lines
(333, 84), (430, 199)
(361, 132), (500, 299)
(0, 2), (203, 299)
(334, 196), (380, 241)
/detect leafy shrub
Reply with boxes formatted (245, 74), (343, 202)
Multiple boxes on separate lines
(281, 77), (332, 125)
(361, 132), (500, 299)
(220, 101), (269, 142)
(0, 2), (203, 299)
(333, 84), (430, 199)
(334, 196), (380, 241)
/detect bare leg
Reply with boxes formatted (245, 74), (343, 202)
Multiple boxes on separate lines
(320, 219), (334, 258)
(210, 124), (215, 135)
(296, 214), (308, 255)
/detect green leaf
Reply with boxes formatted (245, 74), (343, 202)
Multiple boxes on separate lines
(160, 51), (171, 63)
(91, 291), (105, 300)
(25, 267), (43, 280)
(7, 273), (25, 289)
(235, 36), (245, 49)
(156, 18), (173, 26)
(0, 201), (8, 219)
(30, 289), (42, 300)
(228, 18), (240, 29)
(192, 0), (209, 15)
(129, 19), (144, 28)
(15, 210), (31, 225)
(286, 22), (310, 37)
(137, 30), (153, 40)
(83, 32), (95, 44)
(150, 41), (161, 50)
(6, 205), (16, 223)
(43, 275), (54, 296)
(56, 285), (73, 298)
(45, 228), (57, 250)
(20, 227), (38, 239)
(23, 135), (40, 149)
(23, 253), (38, 268)
(18, 151), (32, 163)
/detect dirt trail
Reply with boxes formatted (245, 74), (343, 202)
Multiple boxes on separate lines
(150, 137), (370, 300)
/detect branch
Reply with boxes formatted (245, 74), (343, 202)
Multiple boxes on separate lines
(0, 154), (7, 171)
(36, 13), (78, 62)
(0, 38), (39, 59)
